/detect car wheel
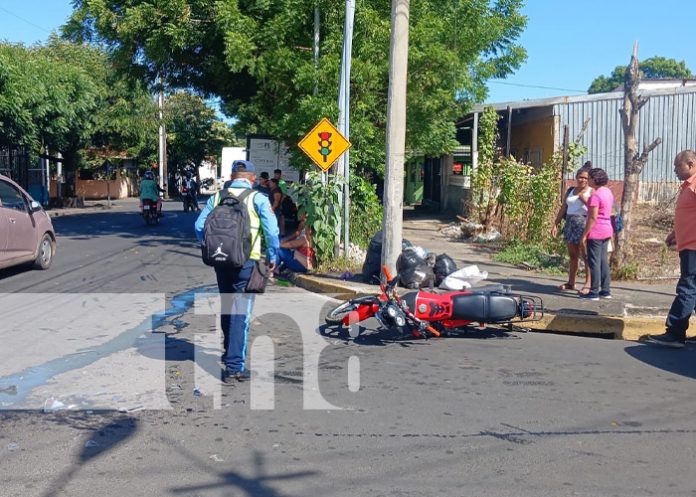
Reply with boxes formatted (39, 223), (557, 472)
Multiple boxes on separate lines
(33, 233), (54, 270)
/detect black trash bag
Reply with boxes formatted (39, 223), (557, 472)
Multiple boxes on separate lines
(434, 253), (458, 285)
(397, 246), (424, 273)
(397, 247), (435, 289)
(399, 263), (436, 289)
(361, 231), (412, 283)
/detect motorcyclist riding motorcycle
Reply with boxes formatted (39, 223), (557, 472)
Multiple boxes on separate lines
(180, 171), (200, 212)
(140, 170), (165, 217)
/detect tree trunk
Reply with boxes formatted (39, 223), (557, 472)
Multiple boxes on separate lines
(611, 43), (662, 269)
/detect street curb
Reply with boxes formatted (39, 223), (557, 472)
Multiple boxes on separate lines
(292, 274), (696, 341)
(47, 205), (121, 218)
(292, 274), (365, 300)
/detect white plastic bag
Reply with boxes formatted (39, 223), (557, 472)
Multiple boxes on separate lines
(412, 245), (428, 259)
(439, 265), (489, 290)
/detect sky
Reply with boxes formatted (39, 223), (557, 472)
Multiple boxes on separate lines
(1, 0), (695, 105)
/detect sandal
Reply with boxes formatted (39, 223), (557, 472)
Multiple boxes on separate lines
(577, 287), (591, 296)
(558, 283), (575, 290)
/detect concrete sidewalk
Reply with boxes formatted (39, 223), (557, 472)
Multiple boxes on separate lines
(292, 208), (693, 342)
(45, 197), (137, 217)
(45, 196), (182, 217)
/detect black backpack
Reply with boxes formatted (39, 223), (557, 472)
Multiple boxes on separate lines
(201, 189), (255, 269)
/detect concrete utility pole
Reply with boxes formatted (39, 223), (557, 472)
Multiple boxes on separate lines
(381, 0), (410, 275)
(158, 76), (167, 197)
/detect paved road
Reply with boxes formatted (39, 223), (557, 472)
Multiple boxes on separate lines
(1, 202), (696, 497)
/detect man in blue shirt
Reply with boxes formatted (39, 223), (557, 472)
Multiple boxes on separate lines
(195, 160), (279, 383)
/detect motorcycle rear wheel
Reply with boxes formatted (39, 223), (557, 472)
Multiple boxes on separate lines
(325, 296), (379, 325)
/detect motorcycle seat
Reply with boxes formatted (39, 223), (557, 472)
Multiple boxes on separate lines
(468, 283), (508, 294)
(451, 293), (517, 322)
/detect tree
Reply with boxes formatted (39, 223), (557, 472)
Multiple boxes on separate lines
(0, 41), (102, 164)
(611, 45), (662, 269)
(64, 0), (527, 177)
(165, 92), (234, 174)
(0, 38), (159, 171)
(588, 56), (693, 94)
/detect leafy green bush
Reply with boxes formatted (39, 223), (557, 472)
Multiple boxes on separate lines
(349, 173), (382, 249)
(292, 172), (343, 265)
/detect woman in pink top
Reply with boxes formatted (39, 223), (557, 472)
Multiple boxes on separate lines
(579, 168), (614, 300)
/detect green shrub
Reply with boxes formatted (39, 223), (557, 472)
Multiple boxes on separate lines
(612, 261), (639, 280)
(494, 239), (567, 275)
(349, 173), (382, 248)
(292, 171), (343, 265)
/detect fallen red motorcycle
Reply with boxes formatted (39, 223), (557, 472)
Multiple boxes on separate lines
(324, 266), (543, 338)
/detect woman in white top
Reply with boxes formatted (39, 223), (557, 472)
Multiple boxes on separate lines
(552, 164), (593, 292)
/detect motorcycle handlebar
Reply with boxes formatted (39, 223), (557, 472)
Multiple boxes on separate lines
(381, 266), (399, 291)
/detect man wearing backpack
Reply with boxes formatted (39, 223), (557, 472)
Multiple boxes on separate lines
(195, 160), (279, 383)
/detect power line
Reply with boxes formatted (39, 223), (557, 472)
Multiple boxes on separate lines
(489, 80), (587, 94)
(0, 6), (51, 35)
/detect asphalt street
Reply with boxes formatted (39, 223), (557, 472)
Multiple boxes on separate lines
(1, 200), (696, 497)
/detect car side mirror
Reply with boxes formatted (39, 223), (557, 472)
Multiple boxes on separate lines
(30, 200), (42, 212)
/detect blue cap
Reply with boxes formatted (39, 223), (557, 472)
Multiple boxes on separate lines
(232, 160), (255, 173)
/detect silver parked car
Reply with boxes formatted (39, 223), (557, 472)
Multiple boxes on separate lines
(0, 174), (56, 270)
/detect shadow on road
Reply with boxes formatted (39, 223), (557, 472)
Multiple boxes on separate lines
(319, 322), (520, 347)
(34, 415), (139, 497)
(50, 206), (200, 250)
(624, 343), (696, 379)
(167, 440), (318, 497)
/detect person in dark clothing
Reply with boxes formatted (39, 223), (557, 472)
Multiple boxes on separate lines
(269, 178), (284, 235)
(255, 171), (271, 197)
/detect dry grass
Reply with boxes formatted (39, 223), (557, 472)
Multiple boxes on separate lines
(625, 203), (680, 280)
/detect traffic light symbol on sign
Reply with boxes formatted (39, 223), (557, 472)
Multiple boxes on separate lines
(298, 118), (350, 171)
(318, 132), (332, 162)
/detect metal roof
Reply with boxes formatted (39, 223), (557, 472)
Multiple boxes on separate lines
(470, 85), (696, 113)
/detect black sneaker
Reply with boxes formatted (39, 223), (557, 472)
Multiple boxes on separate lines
(234, 370), (251, 382)
(599, 291), (612, 299)
(222, 370), (251, 384)
(645, 333), (685, 349)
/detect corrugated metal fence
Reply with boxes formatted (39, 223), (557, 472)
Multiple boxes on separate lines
(554, 89), (696, 203)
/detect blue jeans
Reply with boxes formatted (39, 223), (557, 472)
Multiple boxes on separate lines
(665, 249), (696, 340)
(587, 238), (611, 296)
(278, 247), (307, 273)
(215, 260), (256, 373)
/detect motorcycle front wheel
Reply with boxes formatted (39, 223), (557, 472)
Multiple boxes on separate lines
(325, 296), (380, 325)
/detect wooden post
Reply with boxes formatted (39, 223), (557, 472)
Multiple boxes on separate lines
(560, 125), (569, 201)
(505, 106), (512, 158)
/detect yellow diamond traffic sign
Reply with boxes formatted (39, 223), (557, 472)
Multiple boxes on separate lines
(298, 117), (352, 172)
